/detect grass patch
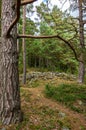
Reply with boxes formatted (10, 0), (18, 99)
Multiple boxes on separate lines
(2, 82), (86, 130)
(20, 88), (31, 102)
(29, 80), (40, 88)
(45, 83), (86, 113)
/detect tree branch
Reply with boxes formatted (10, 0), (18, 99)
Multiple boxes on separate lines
(6, 0), (21, 38)
(17, 34), (58, 39)
(21, 0), (37, 6)
(17, 34), (81, 62)
(6, 0), (37, 37)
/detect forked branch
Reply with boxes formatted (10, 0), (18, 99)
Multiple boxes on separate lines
(6, 0), (21, 38)
(6, 0), (37, 37)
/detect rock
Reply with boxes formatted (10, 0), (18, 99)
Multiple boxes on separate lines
(62, 127), (70, 130)
(58, 112), (66, 118)
(19, 71), (76, 82)
(78, 100), (83, 105)
(1, 128), (6, 130)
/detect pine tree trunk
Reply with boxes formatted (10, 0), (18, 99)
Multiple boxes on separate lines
(78, 0), (85, 83)
(0, 0), (22, 125)
(78, 60), (85, 83)
(22, 6), (26, 84)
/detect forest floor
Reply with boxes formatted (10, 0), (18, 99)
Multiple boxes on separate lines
(1, 74), (86, 130)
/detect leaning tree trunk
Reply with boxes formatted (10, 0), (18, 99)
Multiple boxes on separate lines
(0, 0), (22, 125)
(78, 0), (85, 83)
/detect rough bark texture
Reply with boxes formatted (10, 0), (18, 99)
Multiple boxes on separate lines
(0, 0), (22, 125)
(22, 6), (26, 84)
(78, 0), (85, 83)
(78, 61), (85, 83)
(17, 24), (20, 53)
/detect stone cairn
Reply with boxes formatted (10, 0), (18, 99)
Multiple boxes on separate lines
(20, 72), (76, 82)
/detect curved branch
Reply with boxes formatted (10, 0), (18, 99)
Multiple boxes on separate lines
(21, 0), (37, 6)
(17, 34), (81, 62)
(6, 0), (21, 38)
(56, 35), (80, 62)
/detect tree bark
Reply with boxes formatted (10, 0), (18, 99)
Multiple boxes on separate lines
(78, 0), (85, 83)
(78, 60), (85, 83)
(0, 0), (22, 125)
(17, 24), (20, 53)
(22, 6), (26, 84)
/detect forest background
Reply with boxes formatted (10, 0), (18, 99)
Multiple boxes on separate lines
(18, 1), (80, 74)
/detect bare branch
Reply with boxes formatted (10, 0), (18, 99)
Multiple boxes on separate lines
(17, 34), (81, 62)
(21, 0), (37, 6)
(6, 0), (21, 37)
(17, 34), (58, 39)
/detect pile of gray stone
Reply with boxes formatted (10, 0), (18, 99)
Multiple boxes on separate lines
(25, 72), (76, 81)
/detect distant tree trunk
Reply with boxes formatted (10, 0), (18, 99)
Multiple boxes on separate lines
(22, 6), (26, 84)
(38, 57), (41, 68)
(35, 56), (37, 68)
(0, 0), (22, 125)
(78, 0), (85, 83)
